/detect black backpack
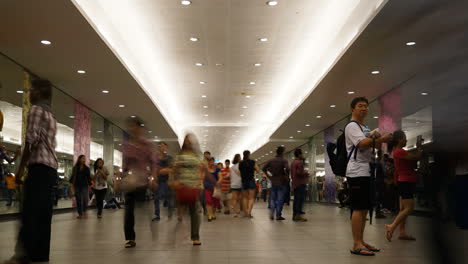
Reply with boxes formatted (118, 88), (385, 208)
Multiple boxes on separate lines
(327, 121), (363, 177)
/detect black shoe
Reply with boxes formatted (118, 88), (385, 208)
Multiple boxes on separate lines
(276, 216), (286, 221)
(300, 211), (306, 215)
(125, 240), (136, 248)
(152, 216), (161, 221)
(270, 214), (274, 220)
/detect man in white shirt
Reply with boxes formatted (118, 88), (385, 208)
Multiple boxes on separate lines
(345, 97), (391, 256)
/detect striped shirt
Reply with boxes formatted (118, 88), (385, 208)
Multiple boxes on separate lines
(26, 105), (58, 169)
(173, 152), (203, 188)
(220, 168), (231, 193)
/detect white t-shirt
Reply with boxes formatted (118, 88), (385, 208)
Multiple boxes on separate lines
(345, 121), (372, 178)
(92, 166), (109, 190)
(230, 163), (242, 189)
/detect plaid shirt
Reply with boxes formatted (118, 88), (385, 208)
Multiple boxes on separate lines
(122, 136), (158, 176)
(26, 105), (58, 169)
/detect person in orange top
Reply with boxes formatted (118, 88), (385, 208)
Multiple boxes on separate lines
(5, 173), (17, 206)
(220, 159), (231, 214)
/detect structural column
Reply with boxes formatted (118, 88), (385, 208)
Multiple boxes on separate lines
(103, 120), (114, 180)
(324, 126), (336, 203)
(73, 102), (91, 165)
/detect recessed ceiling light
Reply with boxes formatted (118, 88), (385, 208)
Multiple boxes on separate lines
(289, 136), (294, 139)
(69, 115), (75, 119)
(245, 95), (251, 98)
(373, 116), (378, 119)
(77, 70), (86, 74)
(371, 70), (380, 75)
(330, 104), (336, 108)
(154, 136), (159, 138)
(215, 63), (223, 66)
(204, 114), (209, 117)
(41, 40), (52, 45)
(203, 106), (208, 108)
(406, 41), (416, 46)
(130, 115), (136, 118)
(140, 124), (145, 127)
(242, 106), (248, 109)
(195, 63), (203, 66)
(421, 92), (428, 96)
(199, 81), (206, 84)
(254, 63), (262, 67)
(266, 1), (278, 6)
(119, 143), (122, 146)
(305, 124), (310, 127)
(316, 115), (322, 118)
(249, 82), (256, 85)
(148, 131), (152, 133)
(201, 95), (207, 98)
(240, 114), (245, 117)
(259, 37), (268, 42)
(348, 91), (355, 94)
(190, 37), (199, 42)
(181, 0), (191, 5)
(97, 131), (103, 133)
(102, 90), (109, 94)
(16, 90), (24, 94)
(119, 105), (125, 108)
(297, 130), (302, 133)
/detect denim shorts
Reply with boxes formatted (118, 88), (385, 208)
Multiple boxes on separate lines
(242, 179), (256, 190)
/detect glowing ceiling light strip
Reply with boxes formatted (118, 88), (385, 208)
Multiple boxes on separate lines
(71, 0), (387, 159)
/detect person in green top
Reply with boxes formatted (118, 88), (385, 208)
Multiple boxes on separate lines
(171, 133), (205, 246)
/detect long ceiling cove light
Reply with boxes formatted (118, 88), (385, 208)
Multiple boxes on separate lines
(77, 70), (86, 74)
(41, 40), (52, 45)
(195, 63), (203, 66)
(406, 41), (416, 46)
(71, 0), (387, 161)
(371, 70), (380, 74)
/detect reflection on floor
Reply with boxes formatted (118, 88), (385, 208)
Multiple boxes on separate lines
(0, 202), (466, 264)
(0, 199), (73, 215)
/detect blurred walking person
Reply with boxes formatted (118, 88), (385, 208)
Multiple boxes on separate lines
(239, 150), (260, 218)
(230, 154), (242, 217)
(291, 148), (309, 222)
(172, 134), (205, 245)
(263, 146), (290, 221)
(70, 155), (92, 219)
(121, 117), (158, 248)
(152, 142), (174, 221)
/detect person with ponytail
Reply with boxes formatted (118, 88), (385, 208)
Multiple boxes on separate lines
(385, 130), (423, 242)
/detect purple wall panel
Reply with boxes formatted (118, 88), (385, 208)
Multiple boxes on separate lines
(73, 102), (91, 165)
(324, 126), (336, 203)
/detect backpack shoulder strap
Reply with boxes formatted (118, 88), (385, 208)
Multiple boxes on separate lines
(344, 120), (364, 161)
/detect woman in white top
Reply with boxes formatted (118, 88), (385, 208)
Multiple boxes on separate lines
(92, 158), (109, 218)
(229, 154), (242, 217)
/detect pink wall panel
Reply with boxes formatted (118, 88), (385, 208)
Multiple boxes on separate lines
(378, 88), (402, 134)
(73, 102), (91, 165)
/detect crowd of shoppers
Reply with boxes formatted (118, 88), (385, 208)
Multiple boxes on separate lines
(2, 86), (427, 263)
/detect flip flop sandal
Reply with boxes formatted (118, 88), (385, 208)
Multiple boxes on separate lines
(350, 248), (375, 256)
(398, 235), (416, 241)
(364, 244), (381, 252)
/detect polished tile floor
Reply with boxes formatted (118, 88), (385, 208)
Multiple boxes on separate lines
(0, 202), (465, 264)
